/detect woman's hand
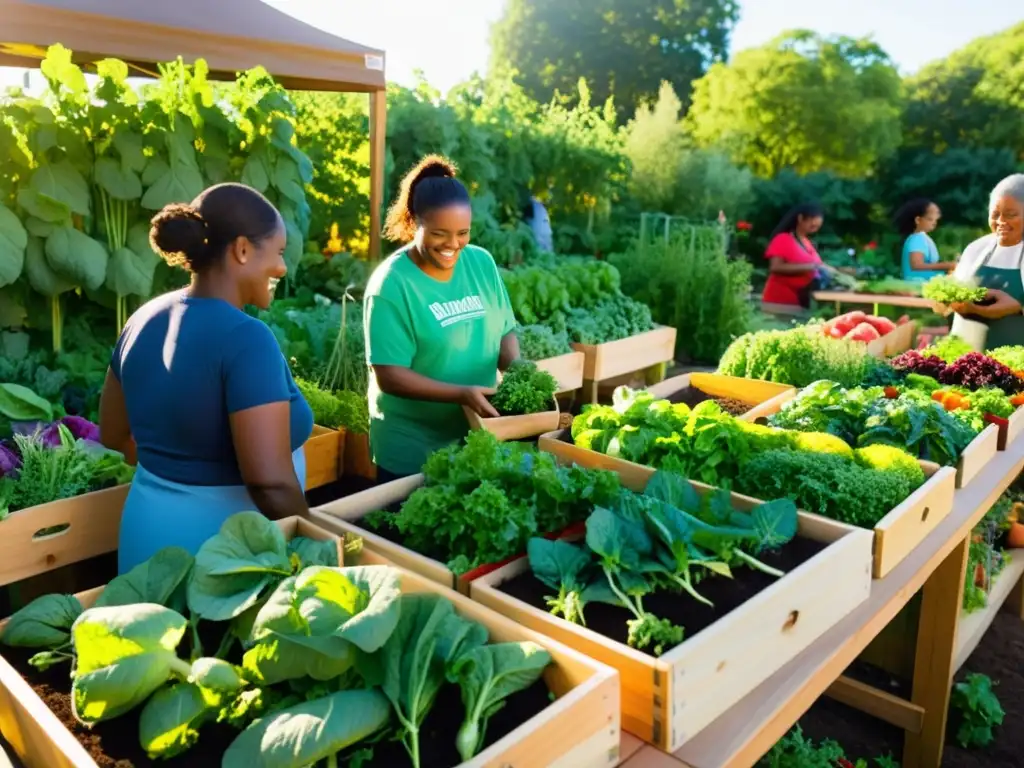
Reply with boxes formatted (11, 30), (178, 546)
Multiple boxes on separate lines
(459, 386), (499, 418)
(951, 289), (1023, 320)
(930, 301), (953, 317)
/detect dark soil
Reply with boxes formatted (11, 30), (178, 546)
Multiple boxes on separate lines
(793, 612), (1024, 768)
(4, 643), (552, 768)
(664, 385), (751, 416)
(497, 536), (827, 656)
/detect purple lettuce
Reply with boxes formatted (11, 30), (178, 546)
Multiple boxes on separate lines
(39, 416), (101, 448)
(0, 443), (20, 477)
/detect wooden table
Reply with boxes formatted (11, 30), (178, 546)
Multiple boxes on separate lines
(812, 291), (933, 317)
(616, 434), (1024, 768)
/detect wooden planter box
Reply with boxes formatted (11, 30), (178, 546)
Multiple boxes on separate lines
(464, 397), (561, 441)
(573, 326), (677, 402)
(302, 424), (345, 490)
(754, 389), (998, 489)
(310, 476), (584, 596)
(0, 522), (621, 768)
(994, 407), (1024, 451)
(469, 483), (873, 751)
(864, 320), (916, 358)
(645, 372), (795, 421)
(343, 430), (376, 481)
(538, 430), (956, 579)
(535, 351), (586, 394)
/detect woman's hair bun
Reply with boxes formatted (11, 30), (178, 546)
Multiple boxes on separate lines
(414, 155), (458, 182)
(149, 203), (208, 270)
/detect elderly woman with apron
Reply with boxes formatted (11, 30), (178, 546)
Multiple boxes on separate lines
(936, 174), (1024, 351)
(99, 183), (312, 574)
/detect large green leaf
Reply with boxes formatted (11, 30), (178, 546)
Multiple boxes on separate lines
(221, 689), (390, 768)
(71, 603), (191, 724)
(240, 151), (271, 192)
(141, 163), (204, 210)
(16, 188), (71, 224)
(242, 565), (401, 685)
(45, 226), (109, 290)
(95, 157), (142, 201)
(24, 236), (75, 296)
(0, 594), (82, 648)
(29, 160), (90, 216)
(273, 156), (305, 204)
(138, 682), (222, 760)
(186, 511), (293, 622)
(94, 546), (194, 610)
(106, 245), (157, 297)
(113, 131), (146, 173)
(0, 382), (54, 422)
(0, 204), (27, 288)
(280, 211), (302, 275)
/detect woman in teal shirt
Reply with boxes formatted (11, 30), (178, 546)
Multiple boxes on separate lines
(364, 155), (520, 481)
(896, 198), (958, 281)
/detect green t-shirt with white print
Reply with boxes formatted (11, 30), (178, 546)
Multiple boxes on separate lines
(363, 245), (516, 475)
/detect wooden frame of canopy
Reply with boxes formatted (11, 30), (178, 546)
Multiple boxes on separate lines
(0, 0), (388, 258)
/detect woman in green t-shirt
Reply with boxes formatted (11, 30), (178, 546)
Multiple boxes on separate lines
(363, 155), (520, 481)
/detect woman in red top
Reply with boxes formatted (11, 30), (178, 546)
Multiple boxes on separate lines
(762, 203), (835, 307)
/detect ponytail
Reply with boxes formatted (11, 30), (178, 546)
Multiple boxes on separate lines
(383, 154), (470, 243)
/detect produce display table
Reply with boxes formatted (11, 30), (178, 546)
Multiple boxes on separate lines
(812, 291), (932, 316)
(663, 432), (1024, 768)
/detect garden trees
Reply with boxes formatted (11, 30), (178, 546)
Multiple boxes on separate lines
(489, 0), (739, 121)
(686, 31), (903, 179)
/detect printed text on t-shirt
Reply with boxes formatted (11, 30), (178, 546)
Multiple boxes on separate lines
(429, 295), (486, 327)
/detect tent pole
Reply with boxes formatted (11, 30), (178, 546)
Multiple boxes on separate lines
(368, 88), (387, 262)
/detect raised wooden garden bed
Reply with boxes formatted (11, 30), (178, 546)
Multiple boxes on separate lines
(464, 397), (561, 441)
(538, 430), (956, 579)
(864, 320), (916, 358)
(535, 351), (586, 394)
(0, 520), (621, 768)
(754, 389), (999, 489)
(302, 424), (345, 490)
(645, 372), (795, 421)
(469, 481), (873, 751)
(343, 430), (377, 481)
(573, 325), (677, 403)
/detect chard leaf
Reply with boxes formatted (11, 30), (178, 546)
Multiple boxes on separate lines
(186, 511), (292, 622)
(221, 689), (391, 768)
(29, 159), (90, 216)
(45, 226), (109, 290)
(0, 204), (27, 288)
(450, 642), (552, 762)
(94, 156), (142, 200)
(243, 565), (401, 685)
(286, 536), (339, 569)
(644, 470), (703, 513)
(189, 657), (244, 693)
(749, 499), (799, 551)
(0, 382), (54, 422)
(139, 681), (222, 759)
(527, 537), (592, 592)
(71, 603), (191, 724)
(585, 506), (651, 571)
(105, 245), (157, 297)
(95, 546), (193, 610)
(141, 162), (204, 210)
(23, 235), (75, 296)
(0, 593), (81, 648)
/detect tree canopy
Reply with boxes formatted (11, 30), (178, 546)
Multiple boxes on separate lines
(685, 30), (904, 178)
(489, 0), (740, 121)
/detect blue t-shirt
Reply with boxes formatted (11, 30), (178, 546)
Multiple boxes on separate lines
(901, 232), (943, 282)
(111, 290), (313, 486)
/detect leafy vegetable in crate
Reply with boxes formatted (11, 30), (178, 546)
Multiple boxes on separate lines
(526, 470), (799, 656)
(365, 430), (621, 575)
(516, 324), (572, 361)
(989, 345), (1024, 373)
(1, 511), (555, 766)
(490, 360), (558, 416)
(922, 334), (973, 363)
(921, 275), (989, 305)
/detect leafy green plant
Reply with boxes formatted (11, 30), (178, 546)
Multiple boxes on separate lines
(951, 672), (1004, 748)
(516, 324), (572, 360)
(490, 360), (558, 416)
(921, 275), (988, 305)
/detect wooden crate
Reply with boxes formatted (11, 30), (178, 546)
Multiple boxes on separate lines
(0, 526), (621, 768)
(573, 326), (677, 395)
(538, 431), (957, 579)
(469, 484), (873, 751)
(0, 485), (130, 588)
(536, 351), (586, 394)
(303, 424), (344, 489)
(645, 372), (795, 422)
(752, 389), (998, 489)
(343, 430), (377, 481)
(865, 321), (916, 358)
(464, 396), (561, 441)
(996, 407), (1024, 451)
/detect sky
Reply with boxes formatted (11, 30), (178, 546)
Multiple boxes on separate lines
(1, 1), (1016, 93)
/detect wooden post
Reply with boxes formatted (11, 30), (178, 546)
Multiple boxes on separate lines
(368, 88), (387, 262)
(903, 536), (970, 768)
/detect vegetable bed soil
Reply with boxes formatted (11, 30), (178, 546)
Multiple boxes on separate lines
(2, 643), (553, 768)
(538, 429), (956, 578)
(645, 372), (795, 421)
(469, 481), (873, 752)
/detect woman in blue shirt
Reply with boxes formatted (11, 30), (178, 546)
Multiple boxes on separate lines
(99, 183), (313, 573)
(896, 198), (958, 282)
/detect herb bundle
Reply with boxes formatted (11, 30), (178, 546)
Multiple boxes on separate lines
(491, 360), (558, 416)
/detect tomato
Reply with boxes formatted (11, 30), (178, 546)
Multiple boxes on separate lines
(832, 319), (856, 336)
(883, 386), (900, 399)
(974, 563), (987, 589)
(846, 322), (881, 342)
(840, 310), (867, 325)
(828, 325), (847, 339)
(932, 390), (946, 403)
(865, 316), (897, 335)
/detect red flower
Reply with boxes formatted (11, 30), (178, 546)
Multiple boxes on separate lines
(736, 221), (752, 232)
(864, 241), (878, 250)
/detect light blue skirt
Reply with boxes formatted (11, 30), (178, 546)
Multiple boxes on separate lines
(117, 448), (306, 574)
